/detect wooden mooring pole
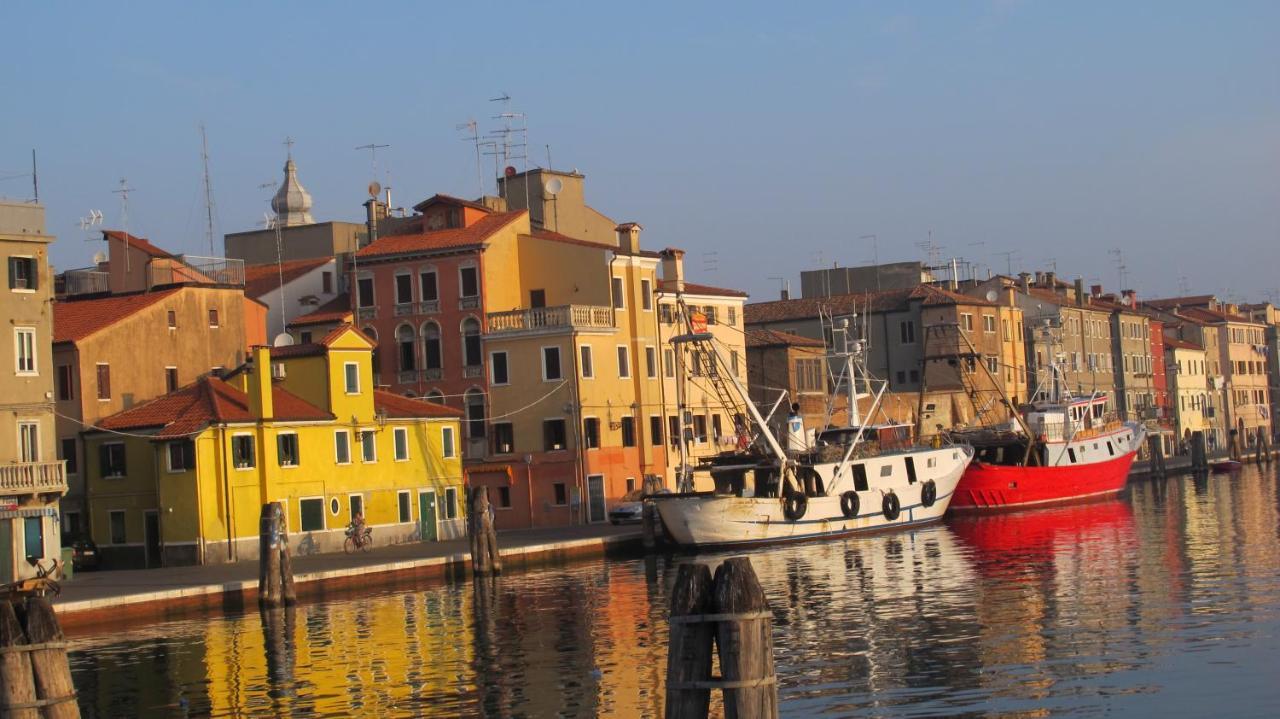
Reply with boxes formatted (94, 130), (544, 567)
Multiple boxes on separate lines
(665, 558), (778, 719)
(1146, 434), (1167, 478)
(0, 598), (80, 718)
(470, 488), (502, 576)
(258, 502), (296, 608)
(1190, 431), (1208, 473)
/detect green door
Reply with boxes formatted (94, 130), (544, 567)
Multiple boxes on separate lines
(419, 491), (437, 542)
(0, 520), (12, 583)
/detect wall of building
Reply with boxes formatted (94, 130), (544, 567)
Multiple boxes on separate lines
(224, 222), (365, 265)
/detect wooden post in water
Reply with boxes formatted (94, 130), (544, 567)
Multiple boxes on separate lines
(258, 502), (294, 608)
(1261, 434), (1273, 464)
(642, 502), (658, 551)
(22, 597), (79, 719)
(664, 563), (714, 719)
(470, 488), (502, 576)
(0, 601), (39, 719)
(1146, 434), (1166, 478)
(713, 558), (778, 719)
(1190, 431), (1208, 473)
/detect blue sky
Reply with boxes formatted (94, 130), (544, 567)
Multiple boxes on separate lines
(3, 1), (1277, 302)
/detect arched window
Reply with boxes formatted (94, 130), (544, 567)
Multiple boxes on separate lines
(465, 388), (486, 440)
(422, 322), (442, 370)
(397, 325), (417, 372)
(462, 318), (482, 367)
(426, 390), (445, 405)
(362, 326), (378, 342)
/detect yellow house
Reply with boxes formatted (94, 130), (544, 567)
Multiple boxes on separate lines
(83, 325), (464, 568)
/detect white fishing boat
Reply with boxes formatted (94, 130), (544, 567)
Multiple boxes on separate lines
(653, 313), (973, 549)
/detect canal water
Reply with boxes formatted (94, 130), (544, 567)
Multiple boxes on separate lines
(68, 465), (1280, 718)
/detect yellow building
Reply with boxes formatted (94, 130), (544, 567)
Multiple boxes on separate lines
(1165, 337), (1210, 446)
(83, 325), (464, 568)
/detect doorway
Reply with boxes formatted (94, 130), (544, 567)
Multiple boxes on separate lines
(586, 475), (606, 523)
(418, 491), (437, 542)
(144, 511), (161, 568)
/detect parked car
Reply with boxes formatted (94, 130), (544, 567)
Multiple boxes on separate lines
(609, 489), (670, 525)
(66, 536), (100, 571)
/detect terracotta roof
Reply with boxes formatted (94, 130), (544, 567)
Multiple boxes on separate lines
(678, 282), (749, 299)
(318, 322), (376, 348)
(745, 329), (825, 348)
(269, 343), (327, 359)
(1145, 295), (1216, 310)
(374, 390), (463, 419)
(745, 284), (988, 325)
(53, 288), (182, 343)
(288, 293), (352, 327)
(1180, 306), (1253, 324)
(96, 376), (333, 439)
(356, 211), (525, 259)
(411, 193), (493, 213)
(527, 229), (611, 250)
(243, 257), (330, 298)
(1164, 337), (1203, 351)
(103, 230), (172, 258)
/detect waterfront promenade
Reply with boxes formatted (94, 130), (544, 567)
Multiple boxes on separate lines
(54, 523), (641, 629)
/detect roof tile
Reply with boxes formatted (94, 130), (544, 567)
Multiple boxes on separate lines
(244, 257), (330, 298)
(54, 288), (183, 343)
(355, 211), (525, 259)
(97, 376), (332, 438)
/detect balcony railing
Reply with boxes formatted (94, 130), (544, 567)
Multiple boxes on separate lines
(418, 300), (440, 314)
(486, 304), (616, 335)
(465, 437), (487, 459)
(424, 368), (443, 380)
(357, 306), (377, 321)
(57, 269), (110, 296)
(463, 365), (484, 378)
(0, 461), (68, 496)
(394, 303), (414, 317)
(459, 296), (480, 310)
(148, 255), (245, 288)
(397, 370), (418, 384)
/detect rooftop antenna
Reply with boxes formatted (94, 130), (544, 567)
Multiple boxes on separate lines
(1177, 274), (1190, 296)
(456, 119), (484, 197)
(31, 149), (38, 204)
(767, 275), (789, 300)
(860, 234), (880, 291)
(995, 250), (1019, 277)
(78, 209), (103, 236)
(1109, 248), (1128, 290)
(1042, 257), (1057, 273)
(355, 142), (390, 186)
(702, 250), (719, 275)
(199, 123), (217, 255)
(112, 178), (135, 271)
(485, 94), (529, 205)
(545, 144), (552, 171)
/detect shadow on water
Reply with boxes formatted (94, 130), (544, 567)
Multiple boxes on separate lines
(66, 465), (1280, 717)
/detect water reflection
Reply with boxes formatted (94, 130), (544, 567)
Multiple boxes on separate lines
(69, 466), (1280, 717)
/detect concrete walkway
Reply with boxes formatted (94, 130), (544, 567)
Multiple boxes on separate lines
(53, 523), (642, 625)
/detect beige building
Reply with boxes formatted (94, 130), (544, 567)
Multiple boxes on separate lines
(1, 200), (66, 582)
(498, 168), (619, 246)
(1165, 337), (1211, 446)
(745, 329), (828, 431)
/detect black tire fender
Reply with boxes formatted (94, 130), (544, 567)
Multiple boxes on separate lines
(840, 491), (859, 519)
(882, 492), (901, 521)
(920, 480), (937, 508)
(783, 492), (808, 521)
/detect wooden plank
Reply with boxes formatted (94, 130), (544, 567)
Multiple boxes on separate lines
(664, 563), (714, 719)
(713, 557), (778, 719)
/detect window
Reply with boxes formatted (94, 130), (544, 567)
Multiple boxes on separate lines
(542, 346), (562, 381)
(960, 313), (974, 331)
(349, 494), (364, 522)
(795, 358), (824, 392)
(669, 416), (681, 446)
(60, 438), (77, 475)
(621, 417), (636, 447)
(109, 510), (126, 544)
(167, 440), (195, 472)
(529, 288), (546, 308)
(986, 357), (999, 374)
(344, 362), (360, 394)
(660, 304), (675, 324)
(1003, 319), (1010, 340)
(335, 430), (351, 464)
(664, 348), (675, 378)
(553, 483), (568, 505)
(462, 318), (481, 366)
(56, 365), (73, 401)
(100, 442), (127, 477)
(712, 414), (723, 441)
(357, 276), (375, 307)
(544, 419), (568, 451)
(612, 277), (625, 309)
(584, 417), (600, 449)
(15, 328), (36, 374)
(580, 345), (594, 378)
(728, 306), (737, 325)
(641, 279), (652, 310)
(704, 306), (718, 325)
(395, 272), (413, 305)
(493, 423), (514, 453)
(394, 427), (409, 460)
(731, 350), (740, 377)
(322, 271), (333, 293)
(646, 346), (658, 378)
(419, 270), (438, 302)
(208, 308), (220, 328)
(459, 266), (479, 298)
(300, 498), (325, 531)
(617, 346), (631, 378)
(909, 369), (919, 383)
(693, 414), (708, 443)
(983, 315), (996, 333)
(423, 323), (442, 370)
(466, 390), (486, 439)
(497, 486), (512, 508)
(650, 415), (663, 447)
(444, 487), (458, 520)
(8, 257), (37, 290)
(442, 426), (455, 458)
(900, 321), (915, 344)
(300, 331), (313, 344)
(360, 430), (377, 462)
(896, 370), (907, 385)
(18, 422), (39, 462)
(232, 435), (255, 469)
(167, 310), (177, 329)
(165, 366), (178, 393)
(398, 491), (412, 522)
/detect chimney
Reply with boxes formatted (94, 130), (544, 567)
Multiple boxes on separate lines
(248, 346), (273, 420)
(363, 199), (380, 247)
(1122, 289), (1137, 306)
(781, 281), (791, 301)
(1045, 271), (1057, 290)
(616, 223), (642, 254)
(1034, 271), (1045, 286)
(1019, 272), (1031, 294)
(660, 247), (685, 292)
(1091, 284), (1103, 297)
(1074, 278), (1085, 307)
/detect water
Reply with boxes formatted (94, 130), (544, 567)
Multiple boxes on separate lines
(68, 466), (1280, 717)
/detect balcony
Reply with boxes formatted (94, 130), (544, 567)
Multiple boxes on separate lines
(397, 370), (418, 384)
(424, 368), (443, 380)
(357, 306), (377, 322)
(459, 296), (480, 310)
(148, 255), (245, 288)
(486, 304), (616, 336)
(394, 303), (415, 317)
(463, 365), (484, 378)
(0, 461), (67, 496)
(418, 300), (440, 314)
(56, 268), (110, 297)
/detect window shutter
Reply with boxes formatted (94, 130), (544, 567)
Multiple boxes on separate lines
(6, 258), (14, 289)
(99, 444), (110, 474)
(29, 259), (37, 291)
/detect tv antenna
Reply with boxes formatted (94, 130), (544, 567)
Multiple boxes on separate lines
(112, 178), (135, 271)
(78, 209), (103, 233)
(702, 250), (719, 275)
(456, 119), (484, 196)
(994, 250), (1019, 276)
(1041, 257), (1057, 273)
(860, 234), (880, 291)
(199, 123), (217, 255)
(484, 94), (529, 202)
(1109, 248), (1128, 290)
(1177, 274), (1191, 296)
(355, 142), (390, 185)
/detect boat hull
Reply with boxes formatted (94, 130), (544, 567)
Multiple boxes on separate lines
(950, 447), (1138, 512)
(653, 446), (970, 549)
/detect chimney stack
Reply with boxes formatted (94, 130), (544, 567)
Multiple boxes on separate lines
(1019, 272), (1032, 294)
(616, 223), (642, 254)
(659, 247), (685, 293)
(1091, 284), (1103, 297)
(248, 346), (273, 420)
(781, 280), (791, 301)
(1074, 278), (1086, 307)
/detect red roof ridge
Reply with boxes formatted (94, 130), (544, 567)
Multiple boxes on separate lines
(243, 257), (331, 298)
(374, 390), (464, 418)
(288, 293), (352, 327)
(411, 193), (494, 213)
(356, 210), (526, 259)
(103, 230), (173, 258)
(96, 375), (333, 438)
(53, 288), (183, 343)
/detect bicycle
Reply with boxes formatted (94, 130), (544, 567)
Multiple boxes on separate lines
(344, 522), (373, 553)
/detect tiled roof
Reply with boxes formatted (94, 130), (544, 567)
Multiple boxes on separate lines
(745, 329), (825, 348)
(745, 284), (988, 325)
(103, 230), (172, 258)
(374, 390), (463, 419)
(318, 322), (376, 347)
(678, 282), (749, 299)
(355, 211), (525, 259)
(1180, 306), (1252, 324)
(288, 293), (352, 327)
(527, 229), (612, 250)
(53, 288), (182, 343)
(1145, 295), (1216, 309)
(243, 257), (330, 298)
(1164, 337), (1203, 351)
(96, 376), (333, 439)
(411, 193), (493, 213)
(269, 343), (327, 359)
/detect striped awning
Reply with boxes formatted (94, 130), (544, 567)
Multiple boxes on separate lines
(0, 507), (58, 519)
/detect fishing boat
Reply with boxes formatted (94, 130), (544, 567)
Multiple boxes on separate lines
(652, 312), (973, 549)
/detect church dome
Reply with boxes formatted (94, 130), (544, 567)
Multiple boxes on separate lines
(271, 158), (315, 227)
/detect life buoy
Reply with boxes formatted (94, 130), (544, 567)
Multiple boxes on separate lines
(840, 491), (859, 519)
(920, 480), (937, 508)
(783, 492), (808, 521)
(882, 492), (901, 521)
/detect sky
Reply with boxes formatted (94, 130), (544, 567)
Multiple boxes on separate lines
(3, 1), (1278, 303)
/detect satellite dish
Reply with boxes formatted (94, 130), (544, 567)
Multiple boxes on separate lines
(92, 251), (107, 265)
(1121, 295), (1133, 306)
(544, 177), (563, 196)
(985, 290), (999, 303)
(272, 333), (295, 347)
(367, 181), (382, 198)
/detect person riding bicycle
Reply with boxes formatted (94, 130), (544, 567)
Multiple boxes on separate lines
(347, 512), (367, 538)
